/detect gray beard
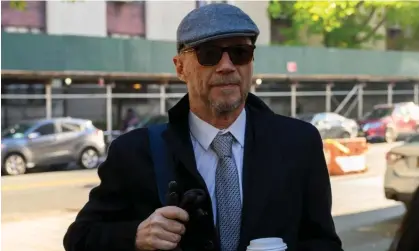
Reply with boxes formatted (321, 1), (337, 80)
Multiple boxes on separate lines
(209, 89), (247, 115)
(203, 87), (249, 115)
(210, 98), (243, 115)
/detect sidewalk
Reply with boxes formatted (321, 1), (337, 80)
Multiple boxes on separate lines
(2, 173), (402, 251)
(2, 212), (76, 251)
(2, 207), (401, 251)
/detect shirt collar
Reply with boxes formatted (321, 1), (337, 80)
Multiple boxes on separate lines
(189, 108), (246, 151)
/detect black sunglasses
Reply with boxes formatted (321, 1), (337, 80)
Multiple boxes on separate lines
(182, 44), (255, 66)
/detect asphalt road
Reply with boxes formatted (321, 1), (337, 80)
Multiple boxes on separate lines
(1, 142), (405, 251)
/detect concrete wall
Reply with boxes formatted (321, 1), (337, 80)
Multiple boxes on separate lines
(144, 1), (195, 41)
(144, 1), (270, 45)
(232, 1), (270, 45)
(46, 1), (106, 37)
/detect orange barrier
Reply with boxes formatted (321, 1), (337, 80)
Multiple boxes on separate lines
(323, 137), (369, 176)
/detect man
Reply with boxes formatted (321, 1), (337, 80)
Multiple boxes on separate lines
(64, 3), (343, 251)
(121, 108), (140, 133)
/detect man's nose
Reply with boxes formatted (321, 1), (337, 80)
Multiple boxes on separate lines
(216, 52), (236, 74)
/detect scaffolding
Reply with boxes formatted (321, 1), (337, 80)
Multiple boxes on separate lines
(2, 69), (419, 142)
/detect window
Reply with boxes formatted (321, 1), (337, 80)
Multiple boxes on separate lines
(61, 122), (82, 133)
(1, 82), (46, 106)
(364, 107), (393, 119)
(407, 105), (419, 120)
(2, 122), (35, 138)
(196, 0), (227, 8)
(326, 113), (344, 122)
(3, 26), (41, 33)
(109, 33), (141, 39)
(393, 106), (409, 118)
(34, 123), (55, 136)
(106, 1), (145, 37)
(1, 1), (45, 33)
(406, 134), (419, 143)
(196, 0), (207, 8)
(297, 114), (315, 123)
(312, 113), (327, 123)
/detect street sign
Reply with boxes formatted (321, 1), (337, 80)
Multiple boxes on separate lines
(98, 78), (104, 86)
(287, 61), (297, 73)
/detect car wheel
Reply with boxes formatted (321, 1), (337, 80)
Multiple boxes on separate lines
(79, 148), (99, 169)
(2, 153), (27, 175)
(341, 132), (351, 138)
(385, 128), (396, 143)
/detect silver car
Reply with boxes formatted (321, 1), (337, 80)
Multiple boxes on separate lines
(384, 134), (419, 207)
(297, 112), (359, 139)
(1, 117), (106, 175)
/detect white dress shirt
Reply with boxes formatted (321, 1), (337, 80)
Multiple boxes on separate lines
(188, 109), (246, 224)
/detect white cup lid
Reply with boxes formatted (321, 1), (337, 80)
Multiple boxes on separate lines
(248, 237), (287, 250)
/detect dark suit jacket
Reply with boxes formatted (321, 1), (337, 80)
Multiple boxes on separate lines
(63, 93), (343, 251)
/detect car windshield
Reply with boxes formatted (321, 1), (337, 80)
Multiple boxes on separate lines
(363, 107), (393, 120)
(2, 122), (34, 139)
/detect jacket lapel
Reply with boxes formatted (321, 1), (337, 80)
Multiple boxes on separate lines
(162, 126), (208, 190)
(162, 94), (208, 191)
(238, 96), (287, 251)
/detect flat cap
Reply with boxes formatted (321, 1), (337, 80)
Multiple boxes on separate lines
(176, 3), (260, 52)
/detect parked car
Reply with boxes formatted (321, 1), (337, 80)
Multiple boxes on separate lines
(384, 133), (419, 207)
(1, 117), (106, 175)
(358, 102), (419, 143)
(125, 114), (169, 133)
(139, 115), (169, 127)
(297, 112), (359, 139)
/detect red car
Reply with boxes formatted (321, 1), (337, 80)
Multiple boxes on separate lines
(358, 102), (419, 143)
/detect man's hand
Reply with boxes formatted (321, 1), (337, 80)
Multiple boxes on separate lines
(135, 206), (189, 251)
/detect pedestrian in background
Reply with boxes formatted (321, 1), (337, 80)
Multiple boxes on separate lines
(63, 3), (343, 251)
(120, 108), (140, 133)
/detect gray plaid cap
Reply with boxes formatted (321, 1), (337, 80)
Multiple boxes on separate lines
(176, 3), (260, 52)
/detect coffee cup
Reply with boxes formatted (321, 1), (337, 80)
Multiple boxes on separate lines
(246, 237), (287, 251)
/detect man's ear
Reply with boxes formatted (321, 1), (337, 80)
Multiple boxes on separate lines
(173, 55), (186, 82)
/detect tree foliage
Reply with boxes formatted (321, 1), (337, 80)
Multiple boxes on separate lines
(8, 0), (79, 10)
(9, 1), (27, 10)
(268, 1), (419, 49)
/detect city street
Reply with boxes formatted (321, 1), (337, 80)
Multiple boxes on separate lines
(1, 142), (405, 251)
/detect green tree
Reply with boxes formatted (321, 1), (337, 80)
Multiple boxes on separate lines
(9, 1), (27, 10)
(268, 1), (419, 49)
(8, 0), (80, 10)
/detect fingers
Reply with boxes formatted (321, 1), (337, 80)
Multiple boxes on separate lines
(160, 218), (186, 235)
(154, 228), (182, 243)
(145, 237), (179, 250)
(157, 206), (189, 223)
(135, 206), (189, 251)
(149, 213), (186, 235)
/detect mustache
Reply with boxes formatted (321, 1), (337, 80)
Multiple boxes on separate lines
(210, 75), (241, 86)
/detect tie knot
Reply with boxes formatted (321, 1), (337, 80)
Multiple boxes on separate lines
(211, 132), (234, 157)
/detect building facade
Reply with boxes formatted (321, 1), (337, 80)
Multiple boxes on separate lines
(1, 1), (270, 43)
(1, 0), (272, 128)
(2, 1), (418, 129)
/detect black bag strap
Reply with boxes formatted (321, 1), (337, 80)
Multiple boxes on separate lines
(147, 123), (173, 206)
